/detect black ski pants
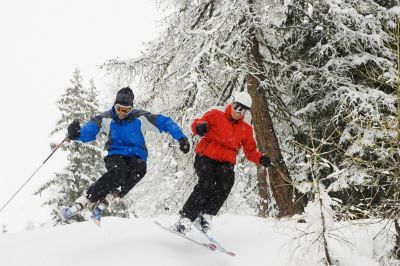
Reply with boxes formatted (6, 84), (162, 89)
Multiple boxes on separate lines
(180, 154), (235, 221)
(86, 154), (147, 203)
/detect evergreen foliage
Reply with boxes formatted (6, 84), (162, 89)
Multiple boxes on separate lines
(272, 0), (399, 218)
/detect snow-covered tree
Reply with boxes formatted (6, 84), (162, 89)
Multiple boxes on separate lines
(102, 0), (399, 220)
(271, 0), (399, 218)
(104, 0), (302, 217)
(35, 69), (129, 223)
(383, 14), (400, 258)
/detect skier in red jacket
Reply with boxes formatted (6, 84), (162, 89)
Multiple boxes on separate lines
(174, 91), (271, 234)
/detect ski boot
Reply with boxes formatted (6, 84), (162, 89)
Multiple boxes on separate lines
(90, 202), (106, 226)
(90, 192), (118, 225)
(173, 216), (192, 235)
(57, 195), (90, 221)
(194, 213), (213, 233)
(57, 206), (79, 221)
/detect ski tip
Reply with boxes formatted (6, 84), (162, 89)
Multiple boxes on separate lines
(154, 221), (171, 230)
(154, 221), (161, 226)
(91, 218), (101, 227)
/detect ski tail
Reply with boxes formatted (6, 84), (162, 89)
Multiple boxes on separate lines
(195, 227), (236, 256)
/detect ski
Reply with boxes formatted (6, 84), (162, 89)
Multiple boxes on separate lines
(154, 221), (217, 252)
(90, 217), (101, 226)
(195, 227), (236, 256)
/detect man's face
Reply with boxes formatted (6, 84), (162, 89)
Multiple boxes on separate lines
(231, 102), (249, 120)
(231, 108), (244, 120)
(115, 104), (133, 119)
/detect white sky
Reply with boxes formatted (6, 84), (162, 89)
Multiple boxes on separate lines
(0, 0), (160, 232)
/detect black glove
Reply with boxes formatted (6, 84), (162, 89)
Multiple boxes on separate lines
(195, 122), (208, 137)
(260, 154), (271, 167)
(67, 120), (81, 140)
(179, 138), (190, 154)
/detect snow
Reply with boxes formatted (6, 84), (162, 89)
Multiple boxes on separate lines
(0, 215), (395, 266)
(389, 6), (400, 15)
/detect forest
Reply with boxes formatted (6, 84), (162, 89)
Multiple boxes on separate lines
(34, 1), (400, 264)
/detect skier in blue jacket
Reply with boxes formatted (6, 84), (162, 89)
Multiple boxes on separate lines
(58, 87), (190, 224)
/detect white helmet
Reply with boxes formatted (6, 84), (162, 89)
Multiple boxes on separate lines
(234, 91), (252, 108)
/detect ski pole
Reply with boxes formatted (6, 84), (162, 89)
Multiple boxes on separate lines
(0, 136), (68, 214)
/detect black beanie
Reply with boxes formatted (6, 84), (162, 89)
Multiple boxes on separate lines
(115, 87), (134, 107)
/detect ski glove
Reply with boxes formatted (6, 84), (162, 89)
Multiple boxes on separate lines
(259, 154), (271, 167)
(67, 120), (81, 140)
(179, 138), (190, 154)
(196, 122), (208, 137)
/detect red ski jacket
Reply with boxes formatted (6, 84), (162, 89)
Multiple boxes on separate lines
(191, 104), (262, 165)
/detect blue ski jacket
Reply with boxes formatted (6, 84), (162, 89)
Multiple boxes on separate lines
(77, 107), (187, 161)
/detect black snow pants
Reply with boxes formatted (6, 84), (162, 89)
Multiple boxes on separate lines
(86, 154), (147, 203)
(180, 154), (235, 221)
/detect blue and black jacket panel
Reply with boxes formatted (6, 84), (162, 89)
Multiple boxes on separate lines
(78, 107), (187, 161)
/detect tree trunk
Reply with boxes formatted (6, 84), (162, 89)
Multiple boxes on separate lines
(394, 15), (400, 260)
(246, 0), (302, 217)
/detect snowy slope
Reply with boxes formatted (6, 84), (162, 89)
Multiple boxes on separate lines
(0, 215), (394, 266)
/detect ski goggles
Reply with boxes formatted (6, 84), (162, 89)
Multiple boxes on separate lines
(115, 104), (133, 114)
(232, 102), (250, 115)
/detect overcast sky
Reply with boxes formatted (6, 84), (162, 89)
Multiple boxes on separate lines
(0, 0), (160, 232)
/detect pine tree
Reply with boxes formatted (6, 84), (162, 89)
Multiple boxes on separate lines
(35, 69), (128, 223)
(272, 0), (399, 218)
